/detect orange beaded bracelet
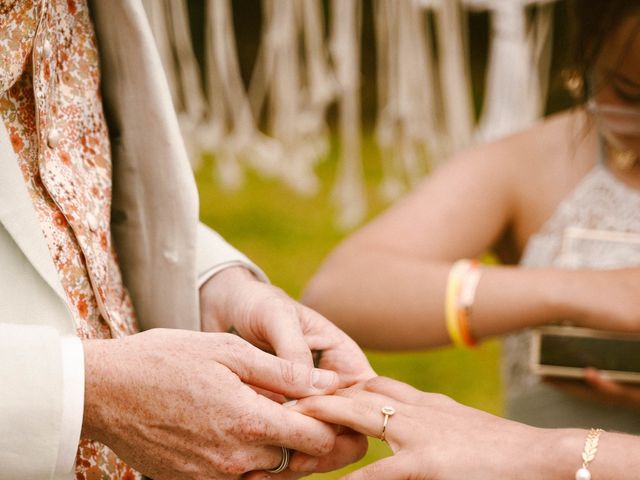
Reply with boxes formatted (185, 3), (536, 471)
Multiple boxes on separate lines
(445, 259), (481, 348)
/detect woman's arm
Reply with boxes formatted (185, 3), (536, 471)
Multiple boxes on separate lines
(304, 137), (518, 349)
(292, 377), (640, 480)
(303, 115), (640, 349)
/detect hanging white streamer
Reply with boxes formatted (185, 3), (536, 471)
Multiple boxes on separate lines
(142, 0), (208, 166)
(375, 0), (447, 202)
(247, 0), (335, 196)
(433, 0), (475, 154)
(140, 0), (557, 230)
(201, 0), (282, 189)
(330, 0), (366, 229)
(466, 0), (557, 142)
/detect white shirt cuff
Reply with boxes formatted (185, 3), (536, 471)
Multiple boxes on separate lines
(55, 336), (84, 474)
(197, 260), (270, 289)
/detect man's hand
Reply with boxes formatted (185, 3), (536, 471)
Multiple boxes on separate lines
(199, 267), (375, 477)
(81, 330), (343, 480)
(200, 267), (376, 387)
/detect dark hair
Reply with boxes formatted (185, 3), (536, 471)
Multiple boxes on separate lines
(567, 0), (640, 102)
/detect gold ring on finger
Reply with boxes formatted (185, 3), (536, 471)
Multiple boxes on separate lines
(380, 405), (396, 442)
(266, 446), (291, 474)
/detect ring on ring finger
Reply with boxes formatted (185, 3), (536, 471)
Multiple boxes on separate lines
(379, 405), (396, 442)
(266, 446), (291, 474)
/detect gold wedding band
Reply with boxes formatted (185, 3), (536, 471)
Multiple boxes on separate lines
(380, 405), (396, 442)
(266, 446), (291, 474)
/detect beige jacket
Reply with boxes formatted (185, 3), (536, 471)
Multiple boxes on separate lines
(0, 1), (263, 478)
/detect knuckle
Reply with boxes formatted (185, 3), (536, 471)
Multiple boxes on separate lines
(219, 452), (249, 475)
(364, 376), (389, 392)
(219, 333), (251, 364)
(279, 360), (302, 387)
(296, 397), (321, 416)
(322, 431), (337, 455)
(218, 463), (243, 476)
(354, 400), (376, 418)
(312, 431), (336, 456)
(428, 392), (454, 407)
(260, 294), (298, 320)
(233, 412), (270, 443)
(218, 331), (244, 348)
(362, 463), (385, 479)
(339, 385), (363, 399)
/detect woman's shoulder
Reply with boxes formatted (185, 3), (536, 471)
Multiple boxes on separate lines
(457, 110), (586, 167)
(442, 109), (597, 249)
(444, 109), (594, 194)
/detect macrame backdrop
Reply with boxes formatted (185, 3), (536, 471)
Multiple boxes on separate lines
(143, 0), (557, 229)
(465, 0), (556, 142)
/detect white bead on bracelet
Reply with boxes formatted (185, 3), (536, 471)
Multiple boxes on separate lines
(576, 467), (592, 480)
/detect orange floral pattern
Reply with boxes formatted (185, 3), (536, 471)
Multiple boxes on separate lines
(0, 0), (141, 478)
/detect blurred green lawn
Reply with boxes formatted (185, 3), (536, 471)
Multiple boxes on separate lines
(196, 138), (502, 478)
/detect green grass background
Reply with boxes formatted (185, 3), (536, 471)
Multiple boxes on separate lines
(196, 139), (502, 478)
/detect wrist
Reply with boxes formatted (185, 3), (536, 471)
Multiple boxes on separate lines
(200, 266), (256, 332)
(535, 428), (587, 479)
(542, 269), (594, 325)
(525, 267), (588, 326)
(482, 423), (589, 480)
(457, 420), (574, 480)
(473, 266), (580, 335)
(81, 339), (116, 443)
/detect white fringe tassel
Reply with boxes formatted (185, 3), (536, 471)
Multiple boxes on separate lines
(142, 0), (557, 229)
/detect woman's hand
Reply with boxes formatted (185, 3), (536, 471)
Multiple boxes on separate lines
(546, 368), (640, 411)
(292, 377), (565, 480)
(545, 267), (640, 407)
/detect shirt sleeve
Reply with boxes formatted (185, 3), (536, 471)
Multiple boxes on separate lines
(0, 324), (66, 477)
(197, 261), (270, 289)
(55, 336), (84, 475)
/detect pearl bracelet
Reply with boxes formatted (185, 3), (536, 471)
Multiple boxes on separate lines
(575, 428), (604, 480)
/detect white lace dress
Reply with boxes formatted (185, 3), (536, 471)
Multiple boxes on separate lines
(502, 163), (640, 432)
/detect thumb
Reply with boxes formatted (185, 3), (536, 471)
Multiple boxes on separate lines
(341, 456), (411, 480)
(216, 334), (339, 397)
(257, 302), (315, 368)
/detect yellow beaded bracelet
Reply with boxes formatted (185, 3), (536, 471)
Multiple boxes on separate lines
(445, 259), (480, 348)
(445, 261), (467, 346)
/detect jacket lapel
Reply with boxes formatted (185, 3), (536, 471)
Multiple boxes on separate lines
(0, 121), (67, 301)
(89, 0), (200, 331)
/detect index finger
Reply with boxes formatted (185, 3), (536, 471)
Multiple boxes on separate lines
(212, 333), (339, 397)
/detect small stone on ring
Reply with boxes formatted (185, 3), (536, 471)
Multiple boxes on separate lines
(382, 406), (396, 416)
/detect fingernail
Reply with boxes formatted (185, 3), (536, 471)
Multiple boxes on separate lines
(283, 399), (298, 407)
(312, 368), (337, 389)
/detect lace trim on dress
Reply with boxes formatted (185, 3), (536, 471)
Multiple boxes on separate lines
(503, 163), (640, 396)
